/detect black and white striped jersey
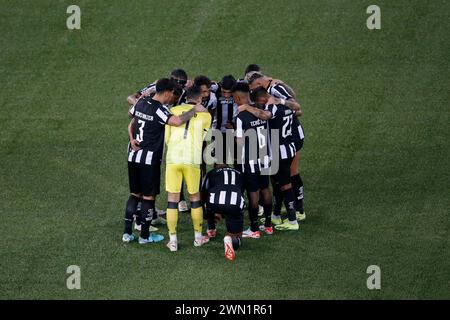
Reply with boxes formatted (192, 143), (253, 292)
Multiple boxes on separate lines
(266, 103), (296, 159)
(137, 83), (156, 96)
(202, 167), (244, 209)
(267, 82), (293, 101)
(128, 97), (172, 165)
(137, 82), (187, 106)
(213, 90), (238, 132)
(235, 109), (271, 173)
(177, 89), (187, 105)
(202, 91), (218, 111)
(267, 82), (305, 146)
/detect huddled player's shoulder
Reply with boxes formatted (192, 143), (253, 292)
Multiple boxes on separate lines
(170, 104), (190, 115)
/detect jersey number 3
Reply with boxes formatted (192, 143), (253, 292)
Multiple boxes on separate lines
(136, 120), (145, 142)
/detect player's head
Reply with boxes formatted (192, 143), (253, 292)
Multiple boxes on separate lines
(194, 75), (212, 102)
(170, 69), (188, 88)
(185, 85), (203, 105)
(244, 64), (261, 77)
(250, 86), (269, 107)
(231, 82), (250, 105)
(247, 72), (269, 90)
(169, 85), (183, 106)
(155, 78), (176, 104)
(220, 75), (236, 99)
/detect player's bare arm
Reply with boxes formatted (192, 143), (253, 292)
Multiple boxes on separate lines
(167, 104), (208, 127)
(127, 93), (140, 105)
(272, 79), (297, 99)
(128, 118), (140, 151)
(267, 96), (301, 112)
(238, 104), (271, 121)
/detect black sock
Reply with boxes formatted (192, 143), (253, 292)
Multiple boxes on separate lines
(135, 210), (141, 226)
(291, 174), (304, 213)
(298, 175), (304, 213)
(152, 206), (158, 220)
(232, 236), (241, 250)
(140, 199), (155, 239)
(124, 195), (140, 235)
(282, 188), (297, 222)
(206, 207), (216, 230)
(249, 207), (259, 232)
(263, 203), (272, 227)
(273, 185), (283, 216)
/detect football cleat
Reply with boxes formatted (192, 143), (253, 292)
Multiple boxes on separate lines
(258, 205), (264, 216)
(151, 216), (167, 225)
(178, 200), (189, 212)
(259, 225), (274, 235)
(166, 240), (178, 252)
(242, 228), (261, 239)
(194, 235), (210, 247)
(122, 233), (135, 243)
(296, 211), (306, 221)
(275, 220), (299, 231)
(224, 236), (235, 261)
(139, 233), (164, 244)
(271, 216), (283, 225)
(260, 216), (282, 225)
(149, 225), (159, 232)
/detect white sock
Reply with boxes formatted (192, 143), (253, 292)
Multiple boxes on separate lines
(170, 234), (177, 242)
(289, 220), (298, 225)
(272, 214), (281, 219)
(195, 232), (202, 240)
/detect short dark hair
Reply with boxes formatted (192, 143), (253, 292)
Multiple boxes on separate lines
(247, 72), (264, 85)
(194, 75), (212, 88)
(155, 78), (176, 93)
(185, 85), (202, 102)
(220, 75), (236, 91)
(170, 69), (188, 80)
(250, 86), (268, 102)
(173, 85), (183, 99)
(231, 82), (250, 94)
(245, 64), (261, 76)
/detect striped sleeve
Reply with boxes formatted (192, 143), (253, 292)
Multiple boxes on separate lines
(138, 83), (156, 95)
(156, 105), (172, 124)
(270, 84), (293, 100)
(207, 92), (217, 110)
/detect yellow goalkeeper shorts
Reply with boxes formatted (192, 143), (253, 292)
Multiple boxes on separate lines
(165, 164), (201, 194)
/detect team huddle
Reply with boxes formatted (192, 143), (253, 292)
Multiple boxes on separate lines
(122, 65), (306, 261)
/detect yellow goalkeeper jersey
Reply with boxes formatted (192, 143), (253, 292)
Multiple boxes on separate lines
(165, 104), (211, 166)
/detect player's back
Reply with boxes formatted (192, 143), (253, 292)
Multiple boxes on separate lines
(165, 104), (211, 166)
(206, 167), (243, 190)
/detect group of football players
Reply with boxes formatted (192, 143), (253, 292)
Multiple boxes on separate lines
(122, 65), (306, 261)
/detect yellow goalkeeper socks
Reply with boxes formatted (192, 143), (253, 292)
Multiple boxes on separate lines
(166, 206), (178, 236)
(191, 207), (203, 234)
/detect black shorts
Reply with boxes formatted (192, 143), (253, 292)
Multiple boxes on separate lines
(292, 123), (305, 151)
(272, 157), (294, 186)
(242, 171), (270, 193)
(207, 202), (244, 234)
(128, 162), (161, 196)
(294, 138), (304, 151)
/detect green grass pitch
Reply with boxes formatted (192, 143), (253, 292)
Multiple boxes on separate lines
(0, 0), (448, 299)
